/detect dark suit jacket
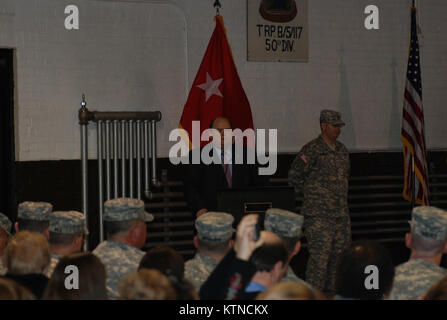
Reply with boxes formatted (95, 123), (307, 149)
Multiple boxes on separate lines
(183, 144), (261, 215)
(200, 249), (257, 300)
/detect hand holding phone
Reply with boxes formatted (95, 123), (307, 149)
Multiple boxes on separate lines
(253, 214), (262, 242)
(235, 214), (264, 261)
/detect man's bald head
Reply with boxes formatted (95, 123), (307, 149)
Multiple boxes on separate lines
(260, 231), (283, 245)
(210, 117), (232, 148)
(210, 117), (232, 130)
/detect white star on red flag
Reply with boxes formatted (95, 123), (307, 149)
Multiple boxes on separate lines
(197, 72), (223, 102)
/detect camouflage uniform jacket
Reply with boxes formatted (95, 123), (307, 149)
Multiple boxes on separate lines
(45, 253), (62, 278)
(93, 240), (145, 299)
(288, 135), (350, 218)
(184, 252), (218, 292)
(281, 268), (313, 289)
(388, 259), (447, 300)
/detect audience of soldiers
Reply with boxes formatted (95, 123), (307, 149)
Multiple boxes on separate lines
(388, 206), (447, 299)
(0, 213), (12, 276)
(0, 199), (446, 300)
(119, 269), (177, 300)
(46, 211), (87, 278)
(139, 245), (198, 299)
(184, 211), (234, 292)
(92, 198), (153, 299)
(44, 252), (107, 300)
(3, 231), (50, 298)
(263, 208), (313, 288)
(15, 202), (52, 239)
(335, 240), (395, 300)
(257, 282), (320, 300)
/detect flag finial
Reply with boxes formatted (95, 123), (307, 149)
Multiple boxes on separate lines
(214, 0), (221, 15)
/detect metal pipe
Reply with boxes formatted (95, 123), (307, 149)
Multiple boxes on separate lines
(151, 120), (158, 186)
(97, 121), (104, 243)
(105, 121), (111, 200)
(79, 104), (163, 248)
(113, 120), (119, 199)
(136, 121), (142, 199)
(80, 123), (89, 250)
(121, 120), (127, 197)
(129, 120), (134, 198)
(144, 121), (150, 198)
(78, 95), (90, 251)
(91, 111), (161, 122)
(148, 121), (152, 159)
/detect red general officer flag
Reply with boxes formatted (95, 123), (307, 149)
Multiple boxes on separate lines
(179, 15), (254, 148)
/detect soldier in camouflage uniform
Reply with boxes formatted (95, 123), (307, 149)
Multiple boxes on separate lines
(15, 201), (52, 239)
(0, 212), (12, 276)
(388, 206), (447, 300)
(263, 208), (313, 289)
(46, 211), (88, 278)
(288, 109), (351, 297)
(184, 211), (234, 292)
(93, 198), (154, 299)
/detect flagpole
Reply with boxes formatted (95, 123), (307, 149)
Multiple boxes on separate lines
(412, 0), (419, 208)
(410, 0), (416, 209)
(411, 155), (416, 209)
(411, 0), (416, 210)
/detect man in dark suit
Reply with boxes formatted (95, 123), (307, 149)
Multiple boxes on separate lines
(183, 117), (259, 218)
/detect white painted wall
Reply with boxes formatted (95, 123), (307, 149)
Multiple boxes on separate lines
(0, 0), (446, 161)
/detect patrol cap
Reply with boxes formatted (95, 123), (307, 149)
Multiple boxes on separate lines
(0, 212), (12, 236)
(195, 211), (234, 242)
(264, 208), (304, 238)
(320, 109), (345, 126)
(18, 201), (52, 221)
(103, 198), (154, 222)
(50, 211), (88, 235)
(410, 206), (447, 241)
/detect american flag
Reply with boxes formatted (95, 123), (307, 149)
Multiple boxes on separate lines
(401, 6), (430, 205)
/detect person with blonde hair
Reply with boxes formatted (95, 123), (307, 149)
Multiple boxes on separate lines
(256, 282), (318, 300)
(3, 231), (51, 298)
(119, 269), (177, 300)
(424, 275), (447, 300)
(0, 278), (35, 300)
(0, 212), (12, 275)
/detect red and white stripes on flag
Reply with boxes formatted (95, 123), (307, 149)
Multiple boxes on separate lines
(401, 6), (430, 205)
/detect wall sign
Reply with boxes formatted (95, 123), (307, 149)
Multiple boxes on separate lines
(247, 0), (309, 62)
